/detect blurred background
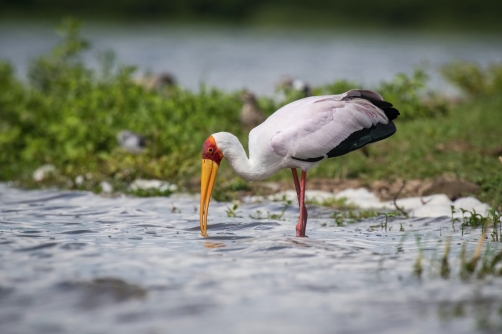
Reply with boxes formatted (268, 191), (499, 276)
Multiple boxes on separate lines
(1, 0), (502, 202)
(1, 0), (502, 94)
(2, 5), (502, 333)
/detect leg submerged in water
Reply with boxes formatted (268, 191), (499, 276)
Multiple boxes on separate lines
(291, 168), (308, 237)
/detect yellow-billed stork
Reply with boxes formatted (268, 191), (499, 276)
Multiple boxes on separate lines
(200, 89), (400, 237)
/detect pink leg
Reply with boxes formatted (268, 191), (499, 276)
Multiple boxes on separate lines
(292, 169), (308, 237)
(291, 168), (301, 205)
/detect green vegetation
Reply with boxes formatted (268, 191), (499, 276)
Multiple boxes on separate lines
(414, 203), (502, 281)
(305, 196), (354, 210)
(442, 61), (502, 97)
(249, 200), (292, 221)
(1, 19), (246, 190)
(1, 19), (502, 205)
(315, 69), (448, 121)
(418, 232), (502, 280)
(226, 203), (242, 218)
(316, 209), (404, 228)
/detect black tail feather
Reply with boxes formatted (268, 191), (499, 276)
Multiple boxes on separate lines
(364, 98), (400, 120)
(292, 121), (397, 162)
(365, 98), (393, 109)
(291, 93), (400, 163)
(346, 95), (400, 120)
(383, 107), (400, 120)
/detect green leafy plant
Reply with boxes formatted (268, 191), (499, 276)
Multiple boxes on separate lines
(440, 237), (451, 279)
(377, 68), (448, 121)
(267, 199), (292, 220)
(313, 79), (358, 96)
(441, 61), (502, 97)
(1, 18), (502, 208)
(305, 196), (354, 209)
(226, 203), (241, 218)
(0, 18), (246, 189)
(249, 199), (292, 220)
(323, 210), (402, 228)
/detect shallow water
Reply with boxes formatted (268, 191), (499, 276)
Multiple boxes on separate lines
(1, 21), (502, 95)
(0, 183), (501, 334)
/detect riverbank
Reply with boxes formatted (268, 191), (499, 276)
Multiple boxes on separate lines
(1, 20), (501, 207)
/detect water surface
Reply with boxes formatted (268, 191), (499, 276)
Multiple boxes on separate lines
(1, 22), (502, 94)
(0, 184), (501, 333)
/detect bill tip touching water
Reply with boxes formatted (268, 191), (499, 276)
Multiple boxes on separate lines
(200, 89), (400, 237)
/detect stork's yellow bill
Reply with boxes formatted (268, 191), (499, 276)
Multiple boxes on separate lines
(199, 136), (223, 237)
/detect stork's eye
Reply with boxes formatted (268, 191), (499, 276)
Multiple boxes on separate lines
(208, 147), (214, 154)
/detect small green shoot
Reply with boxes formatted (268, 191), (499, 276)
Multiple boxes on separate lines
(250, 200), (292, 220)
(305, 196), (354, 210)
(440, 237), (451, 279)
(413, 236), (424, 278)
(461, 228), (487, 279)
(226, 203), (241, 218)
(249, 210), (264, 220)
(268, 199), (292, 220)
(171, 205), (181, 214)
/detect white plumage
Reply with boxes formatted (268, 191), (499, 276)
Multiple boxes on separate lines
(255, 91), (388, 161)
(201, 89), (399, 237)
(214, 90), (392, 181)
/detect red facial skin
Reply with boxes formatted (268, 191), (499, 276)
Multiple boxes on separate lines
(202, 136), (223, 165)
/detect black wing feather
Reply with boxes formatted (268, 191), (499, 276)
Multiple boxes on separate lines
(292, 95), (399, 162)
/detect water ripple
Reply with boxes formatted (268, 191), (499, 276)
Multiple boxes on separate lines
(59, 230), (94, 235)
(0, 183), (499, 334)
(17, 242), (58, 251)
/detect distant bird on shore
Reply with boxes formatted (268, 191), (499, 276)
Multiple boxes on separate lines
(134, 72), (177, 91)
(276, 76), (312, 97)
(239, 91), (266, 131)
(117, 130), (146, 154)
(200, 90), (400, 237)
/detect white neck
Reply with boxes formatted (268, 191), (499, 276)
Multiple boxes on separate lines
(212, 132), (274, 181)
